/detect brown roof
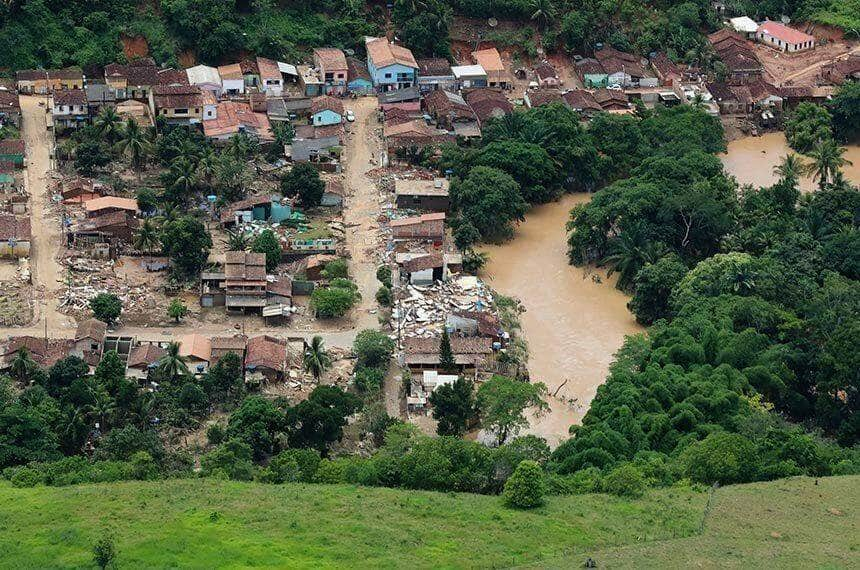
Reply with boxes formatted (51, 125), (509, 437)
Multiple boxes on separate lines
(127, 344), (166, 369)
(152, 84), (204, 108)
(417, 58), (452, 76)
(401, 253), (443, 273)
(105, 62), (158, 86)
(575, 58), (604, 76)
(347, 57), (370, 82)
(179, 333), (212, 362)
(706, 82), (737, 102)
(48, 67), (83, 80)
(708, 28), (743, 45)
(325, 179), (345, 196)
(745, 79), (781, 102)
(314, 48), (348, 71)
(454, 310), (501, 337)
(594, 88), (629, 108)
(240, 59), (259, 75)
(76, 210), (137, 232)
(85, 196), (138, 213)
(650, 53), (681, 79)
(203, 101), (273, 141)
(311, 95), (344, 115)
(16, 69), (47, 81)
(403, 336), (493, 365)
(463, 89), (513, 125)
(0, 215), (30, 241)
(245, 335), (288, 372)
(383, 106), (420, 126)
(0, 90), (20, 111)
(218, 63), (244, 80)
(0, 139), (25, 154)
(267, 277), (292, 297)
(53, 90), (87, 106)
(3, 336), (72, 368)
(719, 45), (762, 72)
(423, 89), (475, 119)
(595, 47), (646, 77)
(257, 57), (281, 81)
(366, 37), (418, 69)
(534, 62), (557, 80)
(156, 68), (189, 86)
(562, 89), (601, 112)
(472, 48), (504, 73)
(225, 251), (267, 281)
(75, 318), (107, 341)
(528, 89), (562, 107)
(211, 335), (248, 352)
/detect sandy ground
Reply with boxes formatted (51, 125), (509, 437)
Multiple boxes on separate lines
(342, 97), (384, 332)
(755, 39), (860, 85)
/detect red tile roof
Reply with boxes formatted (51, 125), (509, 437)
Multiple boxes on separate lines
(0, 215), (30, 241)
(311, 95), (344, 116)
(758, 21), (815, 45)
(366, 37), (418, 69)
(245, 335), (288, 372)
(314, 48), (348, 71)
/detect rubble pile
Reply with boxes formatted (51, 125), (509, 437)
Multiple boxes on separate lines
(395, 276), (495, 339)
(0, 280), (32, 325)
(58, 256), (159, 318)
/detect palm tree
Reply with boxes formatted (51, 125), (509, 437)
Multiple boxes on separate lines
(133, 219), (160, 262)
(223, 229), (251, 251)
(303, 336), (332, 381)
(167, 157), (199, 204)
(157, 341), (189, 381)
(804, 140), (853, 190)
(773, 153), (805, 184)
(85, 388), (117, 430)
(197, 147), (218, 189)
(530, 0), (556, 30)
(94, 106), (123, 145)
(115, 118), (149, 178)
(600, 225), (664, 291)
(9, 347), (37, 384)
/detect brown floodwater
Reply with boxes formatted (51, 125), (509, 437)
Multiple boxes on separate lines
(480, 194), (643, 448)
(721, 133), (860, 192)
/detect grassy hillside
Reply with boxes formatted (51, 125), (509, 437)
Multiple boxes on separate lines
(0, 477), (856, 569)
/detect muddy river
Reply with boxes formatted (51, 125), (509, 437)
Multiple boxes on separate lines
(721, 133), (860, 192)
(480, 194), (643, 447)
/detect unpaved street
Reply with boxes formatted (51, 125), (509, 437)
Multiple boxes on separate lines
(342, 97), (383, 332)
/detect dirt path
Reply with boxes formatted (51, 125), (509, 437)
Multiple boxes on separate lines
(17, 96), (74, 335)
(780, 44), (860, 84)
(342, 97), (383, 332)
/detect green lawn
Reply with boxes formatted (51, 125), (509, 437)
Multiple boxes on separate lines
(0, 476), (856, 569)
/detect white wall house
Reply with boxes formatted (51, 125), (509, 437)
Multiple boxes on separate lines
(757, 21), (815, 52)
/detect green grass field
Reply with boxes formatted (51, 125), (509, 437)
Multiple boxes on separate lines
(0, 476), (856, 569)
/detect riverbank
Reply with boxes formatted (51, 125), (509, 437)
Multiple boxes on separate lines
(479, 193), (643, 447)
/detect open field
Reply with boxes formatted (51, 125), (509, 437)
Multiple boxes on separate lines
(0, 476), (856, 568)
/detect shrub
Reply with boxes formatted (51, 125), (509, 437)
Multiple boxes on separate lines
(681, 432), (759, 485)
(207, 424), (226, 446)
(376, 265), (392, 286)
(200, 440), (255, 481)
(354, 366), (385, 393)
(322, 258), (349, 279)
(502, 460), (546, 508)
(375, 286), (392, 306)
(10, 467), (42, 488)
(89, 293), (122, 325)
(353, 329), (395, 369)
(545, 467), (602, 496)
(602, 463), (647, 498)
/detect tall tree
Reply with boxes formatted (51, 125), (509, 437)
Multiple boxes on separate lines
(94, 106), (122, 145)
(157, 341), (189, 381)
(115, 118), (149, 177)
(303, 335), (332, 381)
(476, 376), (548, 446)
(804, 139), (853, 190)
(438, 329), (456, 373)
(429, 376), (476, 436)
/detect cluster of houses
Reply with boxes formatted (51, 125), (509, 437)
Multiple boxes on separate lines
(0, 87), (29, 257)
(0, 319), (308, 386)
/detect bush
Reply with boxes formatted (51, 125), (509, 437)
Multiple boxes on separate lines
(375, 286), (392, 306)
(353, 329), (395, 369)
(354, 366), (385, 393)
(258, 452), (301, 484)
(314, 458), (348, 483)
(89, 293), (122, 325)
(376, 265), (392, 286)
(502, 460), (546, 508)
(207, 424), (226, 446)
(545, 467), (602, 496)
(681, 432), (759, 485)
(322, 258), (349, 279)
(200, 440), (255, 481)
(10, 467), (42, 488)
(311, 284), (359, 318)
(602, 463), (647, 498)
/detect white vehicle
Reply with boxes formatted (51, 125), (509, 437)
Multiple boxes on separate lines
(346, 110), (355, 122)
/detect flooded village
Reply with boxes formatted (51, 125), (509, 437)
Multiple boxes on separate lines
(0, 13), (858, 451)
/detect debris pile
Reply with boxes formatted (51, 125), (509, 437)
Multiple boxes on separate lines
(395, 275), (495, 339)
(0, 280), (32, 325)
(58, 256), (160, 319)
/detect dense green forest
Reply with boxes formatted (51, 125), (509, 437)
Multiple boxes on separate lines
(1, 0), (855, 73)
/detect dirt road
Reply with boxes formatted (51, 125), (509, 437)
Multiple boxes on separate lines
(14, 96), (74, 335)
(341, 97), (383, 332)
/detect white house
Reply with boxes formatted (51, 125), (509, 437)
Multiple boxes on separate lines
(186, 65), (222, 98)
(218, 63), (245, 96)
(451, 64), (487, 89)
(729, 16), (759, 39)
(757, 21), (815, 52)
(51, 89), (88, 129)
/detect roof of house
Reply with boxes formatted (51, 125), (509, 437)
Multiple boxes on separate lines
(708, 28), (743, 45)
(463, 88), (513, 124)
(0, 89), (20, 110)
(210, 335), (248, 352)
(594, 88), (629, 107)
(650, 52), (682, 79)
(720, 47), (763, 72)
(74, 210), (137, 232)
(84, 196), (138, 213)
(314, 48), (348, 71)
(758, 21), (815, 44)
(451, 64), (486, 79)
(75, 318), (107, 341)
(417, 58), (452, 76)
(745, 79), (781, 102)
(390, 212), (445, 227)
(472, 48), (504, 73)
(16, 69), (47, 81)
(528, 89), (562, 107)
(85, 84), (116, 104)
(186, 65), (222, 86)
(257, 57), (281, 81)
(218, 63), (243, 80)
(595, 47), (646, 77)
(53, 90), (87, 106)
(152, 84), (204, 108)
(127, 344), (166, 369)
(575, 58), (605, 77)
(706, 82), (737, 102)
(402, 336), (493, 365)
(156, 68), (189, 86)
(383, 118), (447, 139)
(730, 16), (759, 33)
(366, 37), (418, 69)
(534, 62), (557, 80)
(267, 277), (293, 298)
(179, 333), (212, 362)
(49, 67), (83, 80)
(423, 89), (475, 120)
(289, 136), (341, 161)
(225, 251), (267, 281)
(394, 178), (449, 197)
(377, 86), (420, 104)
(203, 101), (274, 141)
(0, 215), (31, 241)
(347, 57), (371, 82)
(311, 95), (344, 115)
(0, 139), (25, 154)
(401, 253), (443, 273)
(278, 62), (298, 76)
(240, 59), (259, 75)
(105, 61), (157, 85)
(325, 179), (345, 197)
(452, 310), (502, 337)
(2, 336), (72, 368)
(245, 335), (288, 371)
(562, 89), (602, 112)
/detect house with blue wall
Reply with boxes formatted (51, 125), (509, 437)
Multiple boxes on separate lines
(311, 95), (344, 126)
(365, 37), (418, 92)
(347, 57), (373, 95)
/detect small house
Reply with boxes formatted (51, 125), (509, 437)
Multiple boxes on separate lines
(346, 57), (373, 95)
(115, 99), (154, 127)
(394, 178), (449, 212)
(224, 251), (268, 313)
(757, 21), (815, 52)
(298, 65), (323, 97)
(71, 319), (106, 363)
(365, 37), (418, 91)
(575, 58), (607, 88)
(525, 89), (562, 108)
(447, 311), (502, 341)
(0, 215), (30, 257)
(417, 58), (455, 93)
(210, 336), (247, 365)
(314, 48), (349, 96)
(561, 89), (602, 118)
(186, 65), (222, 98)
(155, 68), (189, 88)
(472, 48), (508, 89)
(451, 65), (487, 89)
(126, 344), (166, 381)
(0, 89), (22, 128)
(422, 89), (476, 130)
(534, 62), (561, 88)
(463, 89), (513, 127)
(51, 89), (88, 129)
(150, 85), (206, 125)
(85, 196), (138, 218)
(304, 254), (338, 281)
(729, 16), (759, 39)
(594, 88), (630, 110)
(240, 59), (261, 90)
(706, 82), (742, 115)
(650, 53), (682, 86)
(70, 211), (138, 245)
(321, 180), (345, 208)
(403, 336), (493, 372)
(104, 59), (158, 100)
(218, 63), (246, 96)
(244, 335), (289, 383)
(15, 70), (48, 95)
(0, 140), (25, 167)
(595, 47), (649, 88)
(399, 253), (444, 285)
(311, 95), (344, 126)
(257, 57), (283, 95)
(47, 68), (84, 92)
(203, 101), (273, 142)
(390, 212), (445, 241)
(179, 333), (212, 375)
(85, 84), (117, 117)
